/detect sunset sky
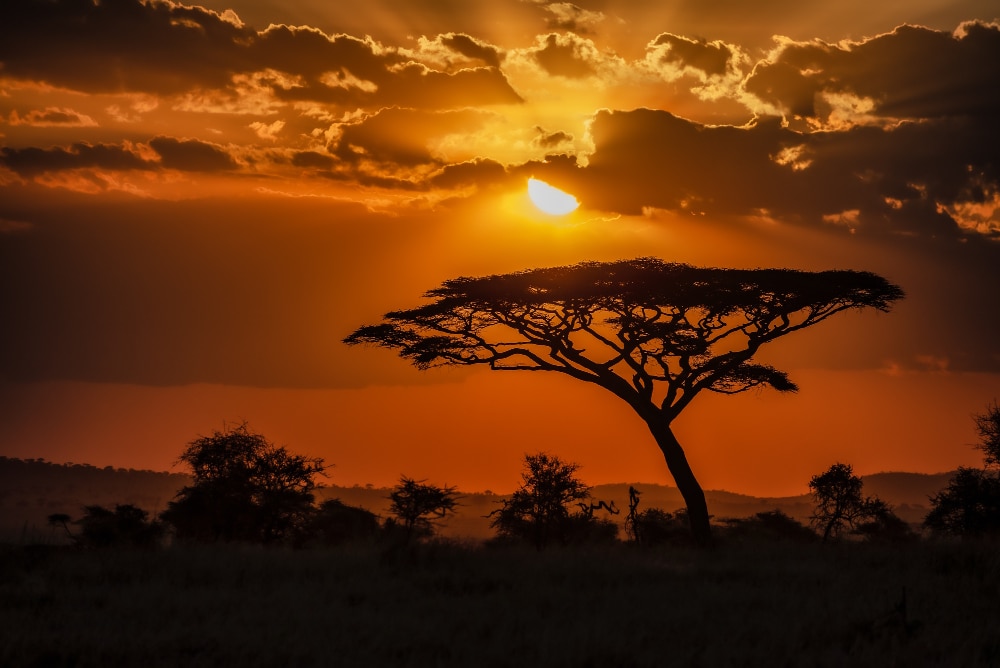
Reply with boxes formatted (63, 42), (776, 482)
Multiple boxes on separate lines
(1, 0), (998, 497)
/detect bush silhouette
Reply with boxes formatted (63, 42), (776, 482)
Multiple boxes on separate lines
(924, 467), (1000, 538)
(65, 504), (164, 548)
(304, 499), (381, 546)
(720, 510), (817, 544)
(490, 453), (617, 548)
(631, 508), (693, 547)
(924, 402), (1000, 538)
(161, 422), (325, 544)
(854, 508), (919, 543)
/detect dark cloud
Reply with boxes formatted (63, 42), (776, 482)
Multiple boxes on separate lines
(0, 143), (153, 177)
(290, 150), (336, 170)
(9, 107), (97, 127)
(558, 106), (1000, 371)
(576, 110), (795, 216)
(429, 158), (509, 189)
(649, 33), (734, 76)
(575, 108), (998, 241)
(148, 137), (239, 172)
(377, 65), (522, 108)
(540, 2), (604, 33)
(253, 25), (392, 82)
(745, 22), (1000, 124)
(533, 127), (574, 149)
(534, 33), (598, 78)
(331, 107), (491, 168)
(0, 0), (248, 94)
(0, 0), (520, 111)
(440, 33), (503, 68)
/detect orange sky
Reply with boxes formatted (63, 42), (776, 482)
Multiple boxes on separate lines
(1, 0), (998, 497)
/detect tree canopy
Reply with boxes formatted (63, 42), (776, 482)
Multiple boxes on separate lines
(346, 258), (904, 545)
(161, 422), (326, 544)
(973, 400), (1000, 469)
(808, 463), (891, 542)
(924, 401), (1000, 537)
(346, 258), (902, 419)
(387, 476), (460, 543)
(489, 452), (599, 549)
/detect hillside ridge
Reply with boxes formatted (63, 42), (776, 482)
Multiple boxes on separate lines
(0, 457), (954, 540)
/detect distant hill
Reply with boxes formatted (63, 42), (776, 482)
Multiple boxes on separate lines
(0, 457), (955, 542)
(0, 456), (191, 543)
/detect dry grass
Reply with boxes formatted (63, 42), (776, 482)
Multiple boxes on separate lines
(2, 539), (999, 667)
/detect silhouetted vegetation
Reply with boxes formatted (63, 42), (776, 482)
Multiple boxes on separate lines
(854, 508), (920, 544)
(809, 463), (897, 542)
(58, 504), (165, 548)
(345, 258), (904, 545)
(624, 486), (692, 546)
(720, 509), (818, 544)
(924, 467), (1000, 538)
(7, 413), (1000, 667)
(386, 476), (460, 544)
(489, 453), (618, 548)
(924, 401), (1000, 538)
(160, 422), (326, 544)
(973, 399), (1000, 469)
(303, 499), (381, 547)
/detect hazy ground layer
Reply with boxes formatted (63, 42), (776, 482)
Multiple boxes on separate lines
(2, 540), (998, 667)
(2, 457), (950, 542)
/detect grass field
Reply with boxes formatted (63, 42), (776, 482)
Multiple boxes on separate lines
(3, 539), (999, 667)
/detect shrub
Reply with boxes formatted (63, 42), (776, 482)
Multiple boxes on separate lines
(720, 510), (818, 544)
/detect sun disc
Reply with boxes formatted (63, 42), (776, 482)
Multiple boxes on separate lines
(527, 178), (579, 215)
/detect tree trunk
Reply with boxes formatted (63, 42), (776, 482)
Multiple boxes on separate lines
(646, 418), (713, 547)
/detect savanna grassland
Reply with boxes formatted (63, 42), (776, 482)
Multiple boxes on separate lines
(3, 539), (999, 667)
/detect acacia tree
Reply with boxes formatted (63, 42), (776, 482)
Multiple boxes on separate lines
(924, 467), (1000, 537)
(808, 463), (889, 542)
(345, 258), (903, 545)
(489, 452), (594, 549)
(161, 422), (326, 544)
(924, 401), (1000, 537)
(387, 476), (460, 542)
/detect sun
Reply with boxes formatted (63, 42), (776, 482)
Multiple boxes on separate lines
(527, 178), (580, 215)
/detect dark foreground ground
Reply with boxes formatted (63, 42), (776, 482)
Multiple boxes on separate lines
(2, 540), (998, 667)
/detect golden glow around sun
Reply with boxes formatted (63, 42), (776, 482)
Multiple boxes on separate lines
(527, 178), (580, 215)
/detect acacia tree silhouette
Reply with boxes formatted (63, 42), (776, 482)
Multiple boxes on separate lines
(808, 462), (889, 542)
(387, 476), (460, 543)
(345, 258), (903, 545)
(489, 452), (593, 549)
(161, 422), (326, 544)
(924, 401), (1000, 537)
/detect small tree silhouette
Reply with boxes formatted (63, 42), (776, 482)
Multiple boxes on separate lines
(973, 399), (1000, 470)
(346, 258), (903, 545)
(387, 476), (459, 543)
(47, 513), (73, 541)
(808, 463), (889, 542)
(489, 452), (616, 548)
(924, 402), (1000, 538)
(161, 422), (326, 544)
(924, 467), (1000, 537)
